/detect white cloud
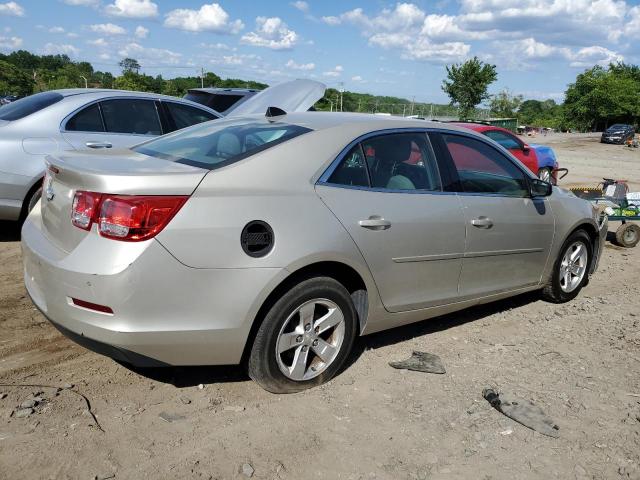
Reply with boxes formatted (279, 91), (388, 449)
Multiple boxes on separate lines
(134, 25), (148, 38)
(88, 38), (108, 47)
(0, 35), (22, 50)
(322, 3), (470, 63)
(89, 23), (126, 35)
(286, 59), (315, 70)
(117, 42), (182, 65)
(290, 1), (309, 13)
(49, 26), (65, 34)
(104, 0), (157, 18)
(43, 42), (80, 56)
(66, 32), (79, 38)
(241, 16), (298, 50)
(62, 0), (98, 6)
(199, 42), (232, 50)
(98, 52), (111, 60)
(570, 46), (623, 67)
(351, 75), (363, 81)
(164, 3), (243, 33)
(0, 1), (24, 16)
(323, 65), (343, 77)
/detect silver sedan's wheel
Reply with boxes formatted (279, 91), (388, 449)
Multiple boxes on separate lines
(275, 298), (345, 381)
(559, 241), (588, 293)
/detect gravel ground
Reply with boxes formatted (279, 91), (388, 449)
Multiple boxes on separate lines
(0, 133), (639, 480)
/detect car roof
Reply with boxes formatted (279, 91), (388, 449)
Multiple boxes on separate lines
(451, 122), (516, 135)
(52, 88), (204, 103)
(235, 111), (478, 136)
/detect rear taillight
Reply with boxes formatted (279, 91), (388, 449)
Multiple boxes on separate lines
(71, 191), (187, 241)
(71, 191), (101, 230)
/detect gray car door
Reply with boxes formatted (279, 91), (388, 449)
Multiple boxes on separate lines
(316, 131), (466, 313)
(61, 98), (163, 150)
(434, 132), (555, 299)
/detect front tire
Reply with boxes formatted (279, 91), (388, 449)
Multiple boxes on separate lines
(248, 277), (357, 393)
(542, 230), (592, 303)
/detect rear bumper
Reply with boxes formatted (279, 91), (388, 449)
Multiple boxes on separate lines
(21, 209), (287, 366)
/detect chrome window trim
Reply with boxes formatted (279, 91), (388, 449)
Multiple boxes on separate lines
(316, 126), (537, 199)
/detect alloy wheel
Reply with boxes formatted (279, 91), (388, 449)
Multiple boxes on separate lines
(559, 241), (588, 293)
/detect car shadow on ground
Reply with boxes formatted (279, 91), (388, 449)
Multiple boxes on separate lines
(128, 290), (541, 389)
(0, 221), (21, 242)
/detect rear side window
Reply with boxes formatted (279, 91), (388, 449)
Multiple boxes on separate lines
(483, 130), (521, 150)
(0, 92), (63, 121)
(164, 102), (217, 131)
(442, 134), (528, 197)
(65, 103), (104, 132)
(100, 99), (161, 135)
(328, 132), (442, 191)
(134, 121), (311, 170)
(184, 92), (246, 113)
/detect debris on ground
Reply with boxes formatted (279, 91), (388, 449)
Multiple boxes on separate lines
(158, 411), (186, 423)
(241, 463), (254, 478)
(13, 407), (34, 418)
(482, 387), (560, 438)
(389, 351), (446, 374)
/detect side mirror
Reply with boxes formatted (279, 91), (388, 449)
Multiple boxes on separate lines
(522, 143), (530, 152)
(530, 178), (552, 197)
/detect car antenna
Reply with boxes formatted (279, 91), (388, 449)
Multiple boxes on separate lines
(265, 106), (287, 121)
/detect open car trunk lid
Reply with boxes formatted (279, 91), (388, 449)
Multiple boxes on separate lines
(226, 79), (325, 117)
(40, 149), (207, 253)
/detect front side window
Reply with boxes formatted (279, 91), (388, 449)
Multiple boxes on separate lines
(164, 102), (217, 131)
(483, 130), (521, 150)
(65, 103), (104, 132)
(328, 132), (442, 191)
(100, 99), (161, 135)
(134, 121), (311, 170)
(0, 92), (63, 121)
(442, 134), (529, 197)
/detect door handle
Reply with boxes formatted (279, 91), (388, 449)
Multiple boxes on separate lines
(359, 217), (391, 230)
(471, 217), (493, 229)
(85, 141), (112, 149)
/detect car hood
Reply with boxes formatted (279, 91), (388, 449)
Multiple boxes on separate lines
(226, 79), (325, 117)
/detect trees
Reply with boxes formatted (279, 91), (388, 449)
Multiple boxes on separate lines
(442, 56), (497, 119)
(0, 59), (33, 96)
(563, 63), (640, 130)
(489, 89), (522, 118)
(118, 58), (141, 74)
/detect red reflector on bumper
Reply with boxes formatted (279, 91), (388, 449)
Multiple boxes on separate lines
(71, 298), (114, 314)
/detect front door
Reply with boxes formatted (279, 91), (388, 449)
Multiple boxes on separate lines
(435, 132), (555, 299)
(316, 131), (466, 312)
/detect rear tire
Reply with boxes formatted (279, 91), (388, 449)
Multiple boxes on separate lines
(19, 183), (43, 222)
(615, 223), (639, 248)
(542, 230), (592, 303)
(248, 277), (357, 393)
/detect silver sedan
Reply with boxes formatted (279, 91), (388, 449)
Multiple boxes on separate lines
(0, 89), (220, 222)
(21, 110), (607, 393)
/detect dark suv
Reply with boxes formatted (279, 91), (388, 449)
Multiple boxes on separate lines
(601, 124), (635, 144)
(184, 88), (261, 115)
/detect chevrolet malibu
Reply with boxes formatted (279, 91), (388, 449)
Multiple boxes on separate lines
(22, 112), (607, 393)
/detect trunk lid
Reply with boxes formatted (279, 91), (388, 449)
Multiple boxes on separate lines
(41, 149), (207, 253)
(226, 79), (325, 117)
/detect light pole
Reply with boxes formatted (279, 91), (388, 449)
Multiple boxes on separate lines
(80, 75), (88, 88)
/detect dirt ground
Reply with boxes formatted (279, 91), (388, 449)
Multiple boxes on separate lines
(0, 133), (639, 480)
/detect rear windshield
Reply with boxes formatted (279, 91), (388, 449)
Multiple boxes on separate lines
(0, 92), (64, 121)
(184, 92), (246, 113)
(133, 121), (311, 170)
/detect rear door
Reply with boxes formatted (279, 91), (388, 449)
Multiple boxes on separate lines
(316, 131), (466, 312)
(433, 131), (554, 299)
(61, 98), (163, 150)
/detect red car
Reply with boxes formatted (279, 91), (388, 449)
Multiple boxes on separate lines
(452, 123), (560, 184)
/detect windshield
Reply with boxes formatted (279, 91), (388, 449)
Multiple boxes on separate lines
(0, 92), (63, 121)
(608, 124), (627, 130)
(134, 120), (311, 170)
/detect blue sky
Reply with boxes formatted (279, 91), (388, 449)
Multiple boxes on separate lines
(1, 0), (640, 103)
